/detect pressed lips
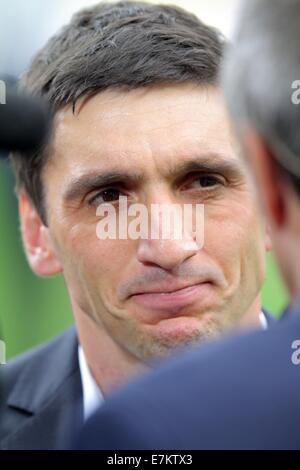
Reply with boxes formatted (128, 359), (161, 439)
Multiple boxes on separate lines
(129, 281), (212, 317)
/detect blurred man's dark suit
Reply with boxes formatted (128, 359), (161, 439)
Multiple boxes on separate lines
(0, 311), (274, 450)
(77, 306), (300, 450)
(0, 326), (82, 450)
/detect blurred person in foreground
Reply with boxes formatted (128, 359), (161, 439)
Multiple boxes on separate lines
(77, 0), (300, 450)
(0, 1), (273, 450)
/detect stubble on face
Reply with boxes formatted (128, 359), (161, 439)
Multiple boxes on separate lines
(42, 83), (266, 364)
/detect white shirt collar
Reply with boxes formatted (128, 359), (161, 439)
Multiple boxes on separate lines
(78, 345), (104, 422)
(78, 310), (268, 420)
(260, 310), (268, 330)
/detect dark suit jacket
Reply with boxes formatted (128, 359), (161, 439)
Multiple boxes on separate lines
(0, 326), (83, 450)
(77, 306), (300, 450)
(0, 310), (275, 450)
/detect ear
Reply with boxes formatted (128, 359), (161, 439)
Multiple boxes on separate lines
(265, 224), (273, 252)
(19, 191), (62, 276)
(241, 128), (286, 229)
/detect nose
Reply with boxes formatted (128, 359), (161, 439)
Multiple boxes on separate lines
(137, 237), (198, 271)
(136, 201), (199, 271)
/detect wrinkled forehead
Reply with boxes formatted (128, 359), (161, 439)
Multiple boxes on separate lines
(46, 83), (240, 182)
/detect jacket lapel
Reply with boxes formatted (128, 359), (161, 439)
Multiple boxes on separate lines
(1, 326), (83, 450)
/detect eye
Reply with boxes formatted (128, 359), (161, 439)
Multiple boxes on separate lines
(188, 174), (225, 190)
(88, 188), (122, 205)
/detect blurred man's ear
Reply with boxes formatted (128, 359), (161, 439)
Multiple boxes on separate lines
(19, 191), (62, 276)
(265, 224), (273, 252)
(242, 129), (286, 229)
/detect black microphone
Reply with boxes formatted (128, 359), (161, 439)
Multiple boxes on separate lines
(0, 87), (51, 154)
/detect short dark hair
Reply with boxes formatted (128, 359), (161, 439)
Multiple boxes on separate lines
(11, 1), (224, 223)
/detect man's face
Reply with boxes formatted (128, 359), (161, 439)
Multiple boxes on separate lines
(38, 82), (267, 360)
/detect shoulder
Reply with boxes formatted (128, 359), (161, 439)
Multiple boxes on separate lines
(0, 325), (77, 401)
(79, 314), (300, 449)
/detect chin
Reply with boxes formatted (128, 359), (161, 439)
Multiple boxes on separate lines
(141, 315), (222, 358)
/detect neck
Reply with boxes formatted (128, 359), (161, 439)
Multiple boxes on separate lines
(73, 295), (262, 394)
(73, 306), (148, 395)
(280, 236), (300, 302)
(236, 295), (262, 331)
(275, 186), (300, 302)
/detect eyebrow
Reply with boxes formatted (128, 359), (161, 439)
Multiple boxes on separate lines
(63, 154), (245, 202)
(166, 154), (246, 182)
(63, 171), (145, 202)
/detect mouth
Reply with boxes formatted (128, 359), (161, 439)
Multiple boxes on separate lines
(129, 282), (213, 319)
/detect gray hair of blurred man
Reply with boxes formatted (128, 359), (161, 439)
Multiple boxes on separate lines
(222, 0), (300, 194)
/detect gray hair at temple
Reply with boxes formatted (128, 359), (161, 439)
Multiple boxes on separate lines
(222, 0), (300, 195)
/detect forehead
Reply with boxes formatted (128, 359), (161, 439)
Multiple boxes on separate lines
(48, 82), (237, 179)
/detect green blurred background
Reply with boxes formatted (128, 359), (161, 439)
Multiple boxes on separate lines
(0, 0), (291, 361)
(0, 161), (73, 360)
(0, 159), (289, 360)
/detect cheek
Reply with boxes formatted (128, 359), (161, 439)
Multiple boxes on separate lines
(52, 212), (137, 288)
(90, 242), (132, 286)
(66, 233), (135, 294)
(203, 200), (264, 274)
